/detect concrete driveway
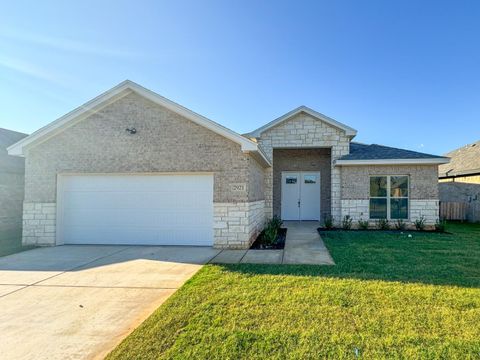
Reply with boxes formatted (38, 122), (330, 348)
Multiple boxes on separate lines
(0, 245), (220, 360)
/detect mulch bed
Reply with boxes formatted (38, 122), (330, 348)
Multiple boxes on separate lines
(317, 227), (451, 234)
(250, 228), (287, 250)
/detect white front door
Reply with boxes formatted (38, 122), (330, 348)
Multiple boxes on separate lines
(281, 172), (321, 221)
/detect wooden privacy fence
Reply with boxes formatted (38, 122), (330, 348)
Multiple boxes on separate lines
(440, 201), (480, 222)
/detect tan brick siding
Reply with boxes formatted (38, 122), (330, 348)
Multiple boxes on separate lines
(24, 92), (250, 203)
(341, 165), (439, 200)
(272, 148), (331, 221)
(247, 155), (265, 202)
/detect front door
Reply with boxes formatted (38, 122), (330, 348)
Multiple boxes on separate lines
(281, 172), (321, 220)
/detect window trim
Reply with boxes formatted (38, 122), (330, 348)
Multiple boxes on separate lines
(369, 175), (409, 220)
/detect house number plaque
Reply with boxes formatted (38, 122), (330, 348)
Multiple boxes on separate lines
(230, 183), (246, 192)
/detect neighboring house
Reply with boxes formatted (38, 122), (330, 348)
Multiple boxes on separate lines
(0, 128), (28, 254)
(8, 81), (449, 249)
(438, 141), (480, 221)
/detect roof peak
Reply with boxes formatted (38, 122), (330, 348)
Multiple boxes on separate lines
(247, 106), (357, 138)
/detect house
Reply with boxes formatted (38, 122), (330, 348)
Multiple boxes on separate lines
(0, 128), (28, 253)
(8, 81), (449, 249)
(439, 140), (480, 185)
(438, 140), (480, 221)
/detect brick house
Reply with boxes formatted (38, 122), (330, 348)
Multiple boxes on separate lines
(8, 81), (449, 249)
(439, 140), (480, 222)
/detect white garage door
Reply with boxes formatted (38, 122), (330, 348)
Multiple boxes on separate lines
(57, 174), (213, 246)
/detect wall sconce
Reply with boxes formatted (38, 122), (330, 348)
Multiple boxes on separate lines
(125, 127), (137, 134)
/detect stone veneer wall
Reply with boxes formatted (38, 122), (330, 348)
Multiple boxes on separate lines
(22, 203), (56, 245)
(340, 165), (440, 227)
(257, 112), (350, 223)
(214, 200), (265, 249)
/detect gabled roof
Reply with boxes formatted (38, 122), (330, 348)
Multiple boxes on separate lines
(439, 140), (480, 178)
(335, 142), (450, 166)
(7, 80), (271, 166)
(246, 106), (357, 138)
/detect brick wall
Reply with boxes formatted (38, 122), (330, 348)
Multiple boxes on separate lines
(21, 92), (265, 247)
(341, 165), (439, 200)
(339, 165), (440, 226)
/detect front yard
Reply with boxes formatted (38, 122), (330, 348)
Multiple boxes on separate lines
(108, 223), (480, 359)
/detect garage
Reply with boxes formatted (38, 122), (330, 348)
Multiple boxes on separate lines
(57, 174), (214, 246)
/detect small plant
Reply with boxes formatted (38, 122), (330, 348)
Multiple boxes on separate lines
(435, 218), (447, 232)
(414, 216), (426, 231)
(395, 219), (406, 231)
(323, 215), (334, 230)
(269, 216), (283, 231)
(358, 219), (369, 230)
(376, 218), (390, 230)
(342, 215), (353, 230)
(262, 224), (277, 246)
(261, 216), (282, 246)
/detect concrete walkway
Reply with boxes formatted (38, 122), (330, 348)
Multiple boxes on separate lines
(210, 221), (334, 265)
(0, 245), (220, 360)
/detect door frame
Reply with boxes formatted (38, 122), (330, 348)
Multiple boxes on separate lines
(280, 171), (321, 221)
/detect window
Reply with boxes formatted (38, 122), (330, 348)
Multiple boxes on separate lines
(286, 176), (297, 184)
(304, 175), (316, 184)
(369, 176), (409, 219)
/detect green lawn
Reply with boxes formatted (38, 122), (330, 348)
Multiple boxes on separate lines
(108, 223), (480, 359)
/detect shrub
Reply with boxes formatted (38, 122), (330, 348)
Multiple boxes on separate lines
(261, 216), (282, 246)
(358, 219), (369, 230)
(323, 215), (334, 230)
(262, 224), (277, 246)
(414, 216), (426, 231)
(376, 218), (390, 230)
(269, 216), (283, 231)
(435, 218), (447, 232)
(342, 215), (353, 230)
(395, 219), (406, 231)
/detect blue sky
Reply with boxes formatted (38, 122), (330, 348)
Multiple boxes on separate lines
(1, 0), (479, 155)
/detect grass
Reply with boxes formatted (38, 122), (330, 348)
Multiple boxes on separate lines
(108, 222), (480, 359)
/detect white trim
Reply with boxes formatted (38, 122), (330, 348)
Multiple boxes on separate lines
(7, 80), (271, 166)
(335, 158), (450, 166)
(56, 175), (65, 245)
(247, 105), (357, 138)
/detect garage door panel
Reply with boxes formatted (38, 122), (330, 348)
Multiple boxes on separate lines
(64, 226), (213, 246)
(63, 191), (212, 211)
(59, 174), (213, 246)
(64, 209), (212, 228)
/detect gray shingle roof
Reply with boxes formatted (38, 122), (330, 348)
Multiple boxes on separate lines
(438, 140), (480, 177)
(339, 142), (447, 161)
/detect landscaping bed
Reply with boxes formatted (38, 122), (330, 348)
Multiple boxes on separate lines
(250, 228), (287, 249)
(318, 227), (452, 234)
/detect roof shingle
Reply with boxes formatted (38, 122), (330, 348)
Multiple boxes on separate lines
(438, 140), (480, 177)
(339, 142), (447, 161)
